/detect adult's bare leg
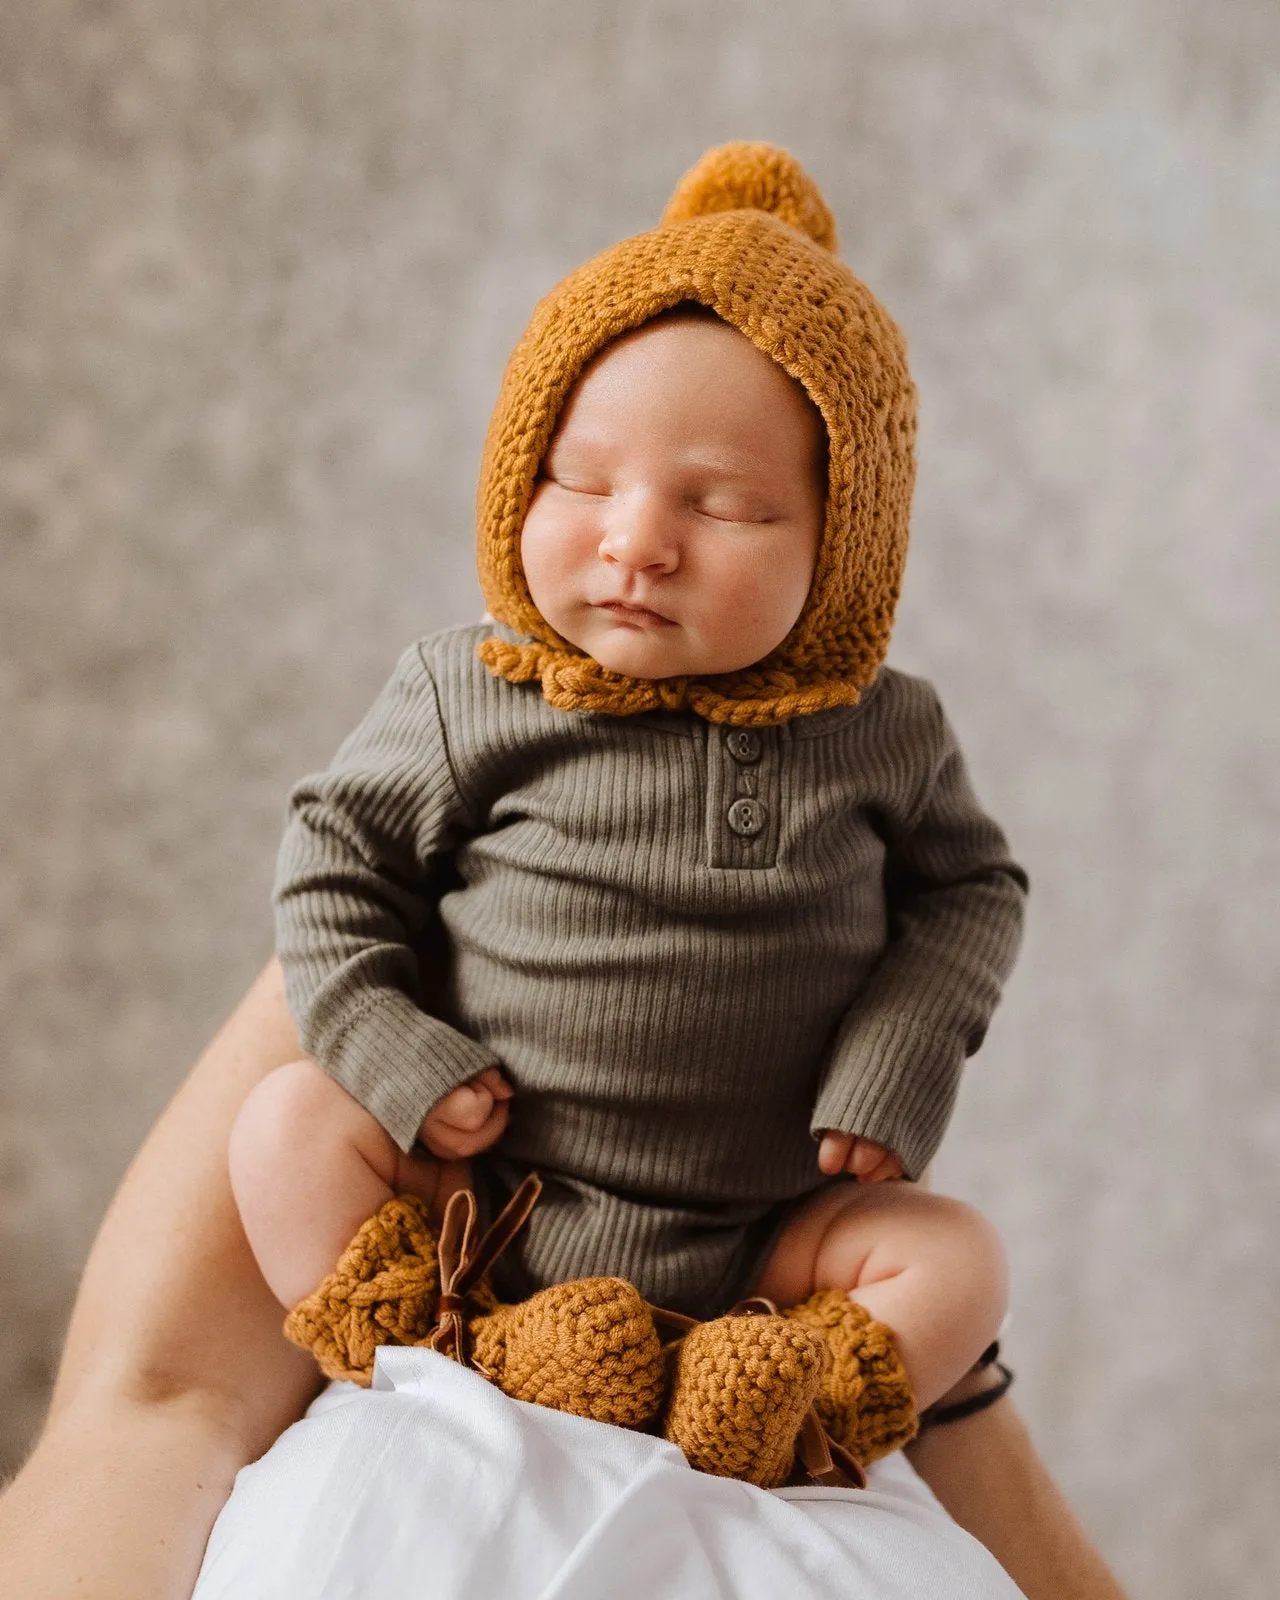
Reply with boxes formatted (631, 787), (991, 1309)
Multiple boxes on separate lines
(0, 958), (467, 1600)
(899, 1166), (1130, 1600)
(907, 1396), (1130, 1600)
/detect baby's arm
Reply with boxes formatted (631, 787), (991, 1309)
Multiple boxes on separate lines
(274, 640), (506, 1152)
(236, 642), (519, 1304)
(811, 679), (1028, 1181)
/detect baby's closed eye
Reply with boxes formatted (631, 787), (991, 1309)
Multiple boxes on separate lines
(541, 469), (610, 497)
(693, 496), (780, 524)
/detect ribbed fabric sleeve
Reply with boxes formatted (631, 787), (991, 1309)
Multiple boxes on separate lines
(273, 642), (501, 1151)
(809, 687), (1028, 1178)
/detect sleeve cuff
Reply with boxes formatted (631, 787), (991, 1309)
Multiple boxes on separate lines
(809, 1015), (964, 1180)
(315, 991), (503, 1152)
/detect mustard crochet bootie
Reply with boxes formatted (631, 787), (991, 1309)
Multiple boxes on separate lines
(284, 1193), (667, 1430)
(470, 1276), (667, 1428)
(662, 1307), (831, 1488)
(784, 1289), (919, 1466)
(284, 1193), (454, 1385)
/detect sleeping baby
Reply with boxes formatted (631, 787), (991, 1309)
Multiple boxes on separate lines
(229, 142), (1027, 1483)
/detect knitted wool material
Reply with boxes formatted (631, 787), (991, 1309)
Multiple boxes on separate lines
(285, 1195), (919, 1486)
(284, 1194), (667, 1428)
(662, 1313), (830, 1489)
(786, 1288), (919, 1464)
(469, 1277), (666, 1428)
(282, 1194), (459, 1385)
(475, 141), (917, 726)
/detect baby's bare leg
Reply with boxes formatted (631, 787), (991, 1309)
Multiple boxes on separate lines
(754, 1181), (1007, 1411)
(228, 1059), (442, 1308)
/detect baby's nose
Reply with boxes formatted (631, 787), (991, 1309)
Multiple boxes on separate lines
(598, 492), (679, 571)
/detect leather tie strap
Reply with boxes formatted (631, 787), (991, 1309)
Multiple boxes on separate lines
(426, 1172), (543, 1367)
(796, 1410), (866, 1489)
(648, 1303), (700, 1338)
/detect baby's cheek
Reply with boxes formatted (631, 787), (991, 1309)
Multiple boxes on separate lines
(520, 521), (559, 610)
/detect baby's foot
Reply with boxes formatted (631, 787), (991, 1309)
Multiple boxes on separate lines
(284, 1193), (446, 1385)
(469, 1277), (667, 1429)
(784, 1289), (918, 1465)
(285, 1193), (666, 1429)
(662, 1309), (829, 1488)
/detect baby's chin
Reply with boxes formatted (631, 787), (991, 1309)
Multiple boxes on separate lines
(579, 631), (752, 682)
(584, 641), (694, 680)
(548, 605), (773, 680)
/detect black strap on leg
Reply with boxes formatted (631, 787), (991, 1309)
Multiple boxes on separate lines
(917, 1341), (1015, 1431)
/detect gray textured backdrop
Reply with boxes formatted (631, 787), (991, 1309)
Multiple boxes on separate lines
(2, 3), (1278, 1596)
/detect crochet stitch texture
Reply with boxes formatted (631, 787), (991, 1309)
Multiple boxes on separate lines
(286, 1193), (918, 1485)
(475, 140), (918, 726)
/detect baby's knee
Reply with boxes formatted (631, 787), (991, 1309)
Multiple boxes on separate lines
(230, 1059), (394, 1194)
(817, 1186), (1008, 1335)
(916, 1194), (1009, 1329)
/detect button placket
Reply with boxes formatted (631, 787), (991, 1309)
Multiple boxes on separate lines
(705, 724), (781, 868)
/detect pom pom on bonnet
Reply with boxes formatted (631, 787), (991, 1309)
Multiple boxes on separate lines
(476, 141), (917, 726)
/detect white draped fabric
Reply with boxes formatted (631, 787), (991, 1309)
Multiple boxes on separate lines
(194, 1347), (1024, 1599)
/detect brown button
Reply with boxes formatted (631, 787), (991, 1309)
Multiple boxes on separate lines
(727, 797), (768, 837)
(725, 729), (762, 763)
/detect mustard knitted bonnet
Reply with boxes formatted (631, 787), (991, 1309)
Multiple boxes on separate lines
(476, 141), (918, 726)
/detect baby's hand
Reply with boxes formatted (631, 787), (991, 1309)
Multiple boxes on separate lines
(418, 1067), (514, 1159)
(816, 1131), (904, 1183)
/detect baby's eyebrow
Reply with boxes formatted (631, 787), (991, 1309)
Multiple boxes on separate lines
(542, 435), (606, 466)
(671, 448), (766, 480)
(547, 438), (766, 481)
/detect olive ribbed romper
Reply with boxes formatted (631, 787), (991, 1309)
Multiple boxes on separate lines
(275, 623), (1026, 1318)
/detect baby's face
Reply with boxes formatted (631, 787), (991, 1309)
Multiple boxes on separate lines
(520, 312), (826, 681)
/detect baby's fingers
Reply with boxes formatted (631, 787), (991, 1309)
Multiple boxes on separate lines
(423, 1097), (510, 1160)
(861, 1151), (905, 1183)
(817, 1130), (855, 1175)
(440, 1070), (514, 1132)
(848, 1138), (888, 1177)
(475, 1066), (514, 1102)
(436, 1080), (496, 1132)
